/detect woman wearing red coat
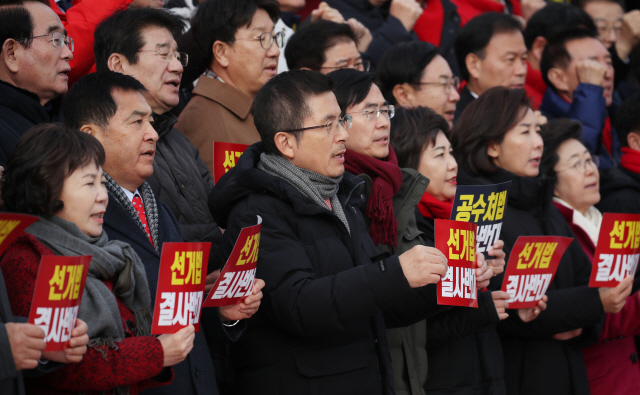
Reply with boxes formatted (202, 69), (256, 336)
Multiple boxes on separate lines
(0, 124), (195, 394)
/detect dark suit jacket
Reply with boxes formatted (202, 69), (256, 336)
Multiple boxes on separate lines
(454, 86), (475, 122)
(103, 191), (220, 395)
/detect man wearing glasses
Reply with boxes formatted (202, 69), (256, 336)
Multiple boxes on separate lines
(175, 0), (282, 176)
(0, 0), (73, 166)
(211, 69), (449, 395)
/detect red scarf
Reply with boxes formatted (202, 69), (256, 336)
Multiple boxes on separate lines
(414, 0), (445, 47)
(344, 147), (403, 248)
(602, 117), (613, 156)
(620, 147), (640, 174)
(417, 190), (454, 220)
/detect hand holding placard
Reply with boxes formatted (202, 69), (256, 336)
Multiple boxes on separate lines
(398, 246), (448, 288)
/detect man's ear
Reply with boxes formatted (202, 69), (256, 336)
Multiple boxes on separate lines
(212, 40), (230, 68)
(2, 39), (21, 73)
(547, 67), (570, 93)
(274, 132), (297, 160)
(627, 131), (640, 151)
(465, 52), (482, 80)
(530, 36), (547, 65)
(392, 83), (415, 108)
(80, 124), (104, 142)
(107, 53), (127, 74)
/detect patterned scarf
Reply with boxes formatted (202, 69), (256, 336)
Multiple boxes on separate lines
(104, 173), (160, 254)
(258, 153), (350, 234)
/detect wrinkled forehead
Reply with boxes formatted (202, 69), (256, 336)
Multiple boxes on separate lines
(24, 1), (65, 36)
(566, 37), (610, 63)
(139, 26), (179, 51)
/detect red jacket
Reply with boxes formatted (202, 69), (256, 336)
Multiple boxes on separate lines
(0, 233), (170, 395)
(49, 0), (133, 86)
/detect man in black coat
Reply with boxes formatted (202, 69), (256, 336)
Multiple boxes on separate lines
(63, 71), (263, 395)
(211, 69), (449, 395)
(0, 0), (72, 166)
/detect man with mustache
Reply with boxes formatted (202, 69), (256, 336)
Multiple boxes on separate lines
(0, 0), (72, 167)
(540, 28), (620, 169)
(211, 69), (450, 394)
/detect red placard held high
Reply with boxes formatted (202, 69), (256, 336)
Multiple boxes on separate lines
(29, 255), (91, 351)
(213, 142), (249, 184)
(501, 236), (573, 309)
(589, 213), (640, 288)
(151, 242), (211, 334)
(435, 219), (478, 308)
(204, 216), (262, 308)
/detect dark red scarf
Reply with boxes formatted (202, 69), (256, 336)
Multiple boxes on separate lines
(620, 147), (640, 174)
(417, 190), (454, 220)
(344, 147), (403, 248)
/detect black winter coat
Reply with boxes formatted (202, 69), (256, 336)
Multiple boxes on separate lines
(415, 211), (505, 395)
(0, 80), (60, 167)
(457, 168), (604, 395)
(597, 166), (640, 215)
(211, 143), (439, 395)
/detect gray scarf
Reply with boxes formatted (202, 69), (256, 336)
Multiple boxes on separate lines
(258, 153), (350, 234)
(26, 216), (152, 352)
(104, 173), (160, 253)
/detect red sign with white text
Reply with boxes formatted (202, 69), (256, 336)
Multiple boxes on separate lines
(203, 216), (262, 308)
(213, 142), (249, 184)
(435, 219), (478, 308)
(589, 213), (640, 287)
(501, 236), (573, 308)
(29, 255), (91, 351)
(152, 242), (211, 334)
(0, 213), (40, 256)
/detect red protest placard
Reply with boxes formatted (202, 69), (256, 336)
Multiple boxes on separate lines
(213, 142), (249, 184)
(203, 216), (262, 308)
(152, 242), (211, 334)
(29, 255), (91, 351)
(435, 219), (478, 308)
(500, 236), (573, 308)
(0, 213), (40, 256)
(589, 213), (640, 287)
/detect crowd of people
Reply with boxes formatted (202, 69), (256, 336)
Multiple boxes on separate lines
(0, 0), (639, 394)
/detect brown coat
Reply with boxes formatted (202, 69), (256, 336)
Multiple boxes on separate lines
(176, 76), (260, 175)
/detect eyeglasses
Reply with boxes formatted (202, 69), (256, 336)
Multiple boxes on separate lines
(595, 20), (623, 37)
(415, 76), (460, 94)
(236, 31), (285, 50)
(348, 105), (395, 121)
(282, 114), (353, 135)
(557, 156), (599, 174)
(139, 47), (188, 66)
(320, 59), (371, 73)
(16, 31), (74, 52)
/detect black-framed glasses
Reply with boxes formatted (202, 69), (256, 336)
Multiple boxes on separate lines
(236, 31), (285, 50)
(282, 114), (352, 136)
(348, 105), (395, 121)
(16, 31), (74, 52)
(319, 59), (371, 73)
(139, 47), (188, 66)
(415, 76), (460, 94)
(557, 156), (599, 174)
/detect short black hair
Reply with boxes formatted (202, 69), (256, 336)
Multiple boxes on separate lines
(0, 1), (45, 50)
(285, 20), (358, 71)
(450, 87), (531, 176)
(191, 0), (280, 70)
(540, 28), (599, 91)
(328, 69), (376, 115)
(615, 93), (640, 147)
(376, 41), (440, 105)
(94, 7), (185, 72)
(523, 3), (597, 50)
(391, 106), (450, 170)
(454, 12), (523, 81)
(63, 71), (147, 130)
(253, 70), (335, 156)
(2, 124), (105, 216)
(539, 119), (583, 187)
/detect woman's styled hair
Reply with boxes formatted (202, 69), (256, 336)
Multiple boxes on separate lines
(2, 124), (105, 216)
(450, 87), (531, 176)
(390, 106), (450, 170)
(539, 118), (583, 186)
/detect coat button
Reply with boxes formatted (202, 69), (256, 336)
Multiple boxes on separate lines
(421, 179), (427, 185)
(405, 232), (411, 238)
(181, 184), (186, 189)
(195, 368), (199, 377)
(631, 353), (638, 364)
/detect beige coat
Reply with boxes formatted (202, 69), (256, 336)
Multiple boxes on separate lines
(176, 76), (260, 175)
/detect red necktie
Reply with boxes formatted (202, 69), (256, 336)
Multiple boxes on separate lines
(132, 195), (154, 247)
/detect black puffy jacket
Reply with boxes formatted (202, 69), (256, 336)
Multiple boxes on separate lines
(597, 165), (640, 215)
